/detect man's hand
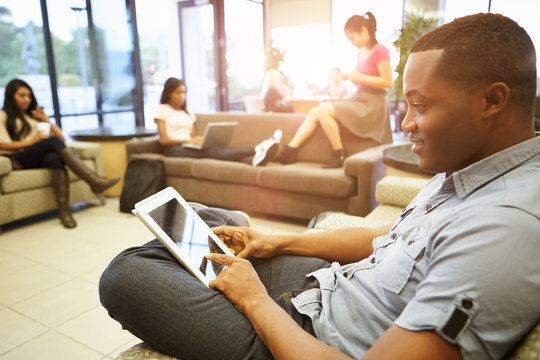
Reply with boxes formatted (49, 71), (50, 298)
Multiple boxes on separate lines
(206, 254), (270, 314)
(212, 226), (279, 259)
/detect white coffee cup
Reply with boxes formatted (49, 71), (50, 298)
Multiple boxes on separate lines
(36, 122), (51, 137)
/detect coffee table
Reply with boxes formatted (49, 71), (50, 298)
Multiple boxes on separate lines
(70, 127), (157, 196)
(383, 144), (435, 179)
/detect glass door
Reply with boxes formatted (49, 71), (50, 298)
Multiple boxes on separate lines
(178, 1), (218, 112)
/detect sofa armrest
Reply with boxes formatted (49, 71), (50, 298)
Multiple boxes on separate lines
(69, 141), (105, 176)
(344, 144), (388, 176)
(0, 156), (12, 176)
(126, 136), (163, 160)
(344, 144), (389, 212)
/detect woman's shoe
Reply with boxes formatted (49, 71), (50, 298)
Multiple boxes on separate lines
(275, 145), (298, 164)
(323, 149), (345, 169)
(252, 129), (283, 166)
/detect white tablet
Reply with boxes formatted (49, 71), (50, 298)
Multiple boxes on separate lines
(132, 187), (234, 287)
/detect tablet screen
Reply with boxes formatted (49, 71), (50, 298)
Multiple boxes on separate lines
(148, 198), (225, 281)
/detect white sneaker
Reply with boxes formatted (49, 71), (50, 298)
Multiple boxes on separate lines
(252, 129), (283, 167)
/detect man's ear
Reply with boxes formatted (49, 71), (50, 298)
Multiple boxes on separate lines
(482, 82), (510, 118)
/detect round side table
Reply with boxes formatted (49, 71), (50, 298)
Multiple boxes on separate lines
(383, 144), (436, 179)
(70, 127), (157, 197)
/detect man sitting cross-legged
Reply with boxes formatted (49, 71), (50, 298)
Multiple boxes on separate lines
(99, 13), (540, 360)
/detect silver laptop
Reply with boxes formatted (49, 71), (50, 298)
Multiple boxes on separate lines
(182, 121), (238, 149)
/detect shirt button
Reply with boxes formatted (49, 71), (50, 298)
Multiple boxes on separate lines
(462, 299), (474, 309)
(370, 257), (375, 264)
(425, 204), (432, 211)
(391, 233), (398, 239)
(408, 240), (415, 246)
(401, 208), (413, 218)
(343, 272), (349, 277)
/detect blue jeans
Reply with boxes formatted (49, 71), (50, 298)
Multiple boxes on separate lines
(99, 206), (329, 360)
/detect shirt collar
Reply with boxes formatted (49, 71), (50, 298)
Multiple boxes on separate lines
(448, 136), (540, 199)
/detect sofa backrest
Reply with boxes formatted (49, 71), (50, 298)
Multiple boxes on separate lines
(195, 112), (386, 163)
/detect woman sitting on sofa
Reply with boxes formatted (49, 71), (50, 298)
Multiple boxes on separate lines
(0, 79), (119, 228)
(260, 69), (293, 113)
(276, 12), (393, 168)
(155, 77), (281, 166)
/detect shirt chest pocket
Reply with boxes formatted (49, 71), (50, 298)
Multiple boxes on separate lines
(375, 235), (425, 294)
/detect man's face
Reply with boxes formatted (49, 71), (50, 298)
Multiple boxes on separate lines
(401, 50), (489, 173)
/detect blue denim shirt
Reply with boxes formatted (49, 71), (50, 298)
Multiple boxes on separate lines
(292, 136), (540, 360)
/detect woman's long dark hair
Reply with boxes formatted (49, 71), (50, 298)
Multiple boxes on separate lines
(2, 79), (38, 140)
(160, 77), (187, 112)
(345, 12), (378, 47)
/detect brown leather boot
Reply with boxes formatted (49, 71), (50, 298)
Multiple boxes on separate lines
(51, 169), (77, 228)
(58, 148), (120, 194)
(323, 149), (345, 169)
(275, 145), (298, 164)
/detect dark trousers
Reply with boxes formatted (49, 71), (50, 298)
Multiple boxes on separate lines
(12, 136), (66, 170)
(163, 145), (255, 164)
(99, 206), (328, 360)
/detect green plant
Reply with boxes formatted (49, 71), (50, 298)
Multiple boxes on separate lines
(393, 13), (438, 99)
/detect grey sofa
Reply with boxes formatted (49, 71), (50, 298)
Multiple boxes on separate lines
(125, 112), (393, 220)
(0, 141), (106, 233)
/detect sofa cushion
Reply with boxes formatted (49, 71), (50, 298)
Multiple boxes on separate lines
(191, 159), (259, 185)
(507, 320), (540, 359)
(132, 153), (194, 178)
(160, 156), (195, 177)
(257, 162), (355, 197)
(116, 342), (180, 360)
(310, 211), (389, 231)
(1, 160), (95, 194)
(365, 204), (403, 224)
(0, 156), (11, 176)
(375, 176), (429, 208)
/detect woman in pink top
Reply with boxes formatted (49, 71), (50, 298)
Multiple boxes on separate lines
(276, 12), (393, 168)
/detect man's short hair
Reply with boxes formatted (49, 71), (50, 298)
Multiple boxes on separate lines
(411, 13), (537, 118)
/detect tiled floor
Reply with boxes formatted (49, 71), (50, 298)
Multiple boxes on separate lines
(0, 198), (308, 360)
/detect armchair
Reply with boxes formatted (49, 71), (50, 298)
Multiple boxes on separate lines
(0, 141), (106, 233)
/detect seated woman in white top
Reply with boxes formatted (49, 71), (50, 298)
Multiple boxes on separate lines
(155, 77), (281, 167)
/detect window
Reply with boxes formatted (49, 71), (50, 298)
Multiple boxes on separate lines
(490, 0), (540, 94)
(48, 0), (98, 133)
(0, 0), (143, 137)
(270, 0), (404, 97)
(224, 0), (264, 109)
(135, 0), (182, 128)
(0, 0), (53, 117)
(421, 0), (540, 95)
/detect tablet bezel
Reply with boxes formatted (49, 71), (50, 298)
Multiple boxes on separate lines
(132, 186), (234, 287)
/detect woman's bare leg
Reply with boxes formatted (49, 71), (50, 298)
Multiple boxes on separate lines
(288, 105), (324, 148)
(317, 103), (344, 150)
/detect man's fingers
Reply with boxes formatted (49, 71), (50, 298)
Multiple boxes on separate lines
(212, 226), (248, 245)
(205, 253), (238, 266)
(212, 225), (231, 236)
(236, 248), (250, 259)
(212, 225), (247, 236)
